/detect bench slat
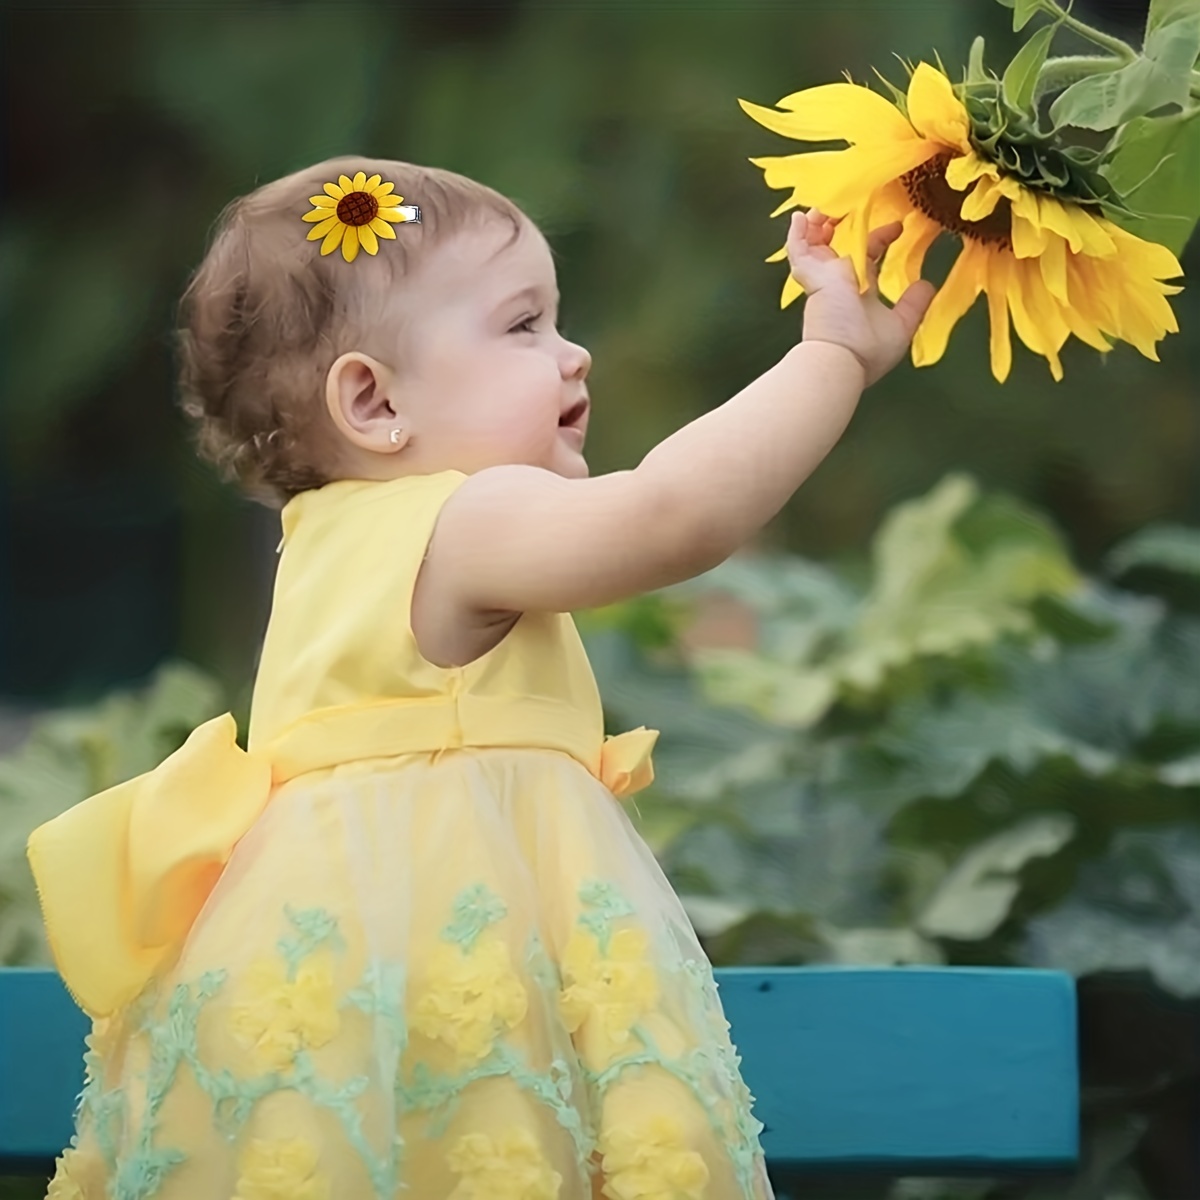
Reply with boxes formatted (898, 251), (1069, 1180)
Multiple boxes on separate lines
(0, 966), (1077, 1175)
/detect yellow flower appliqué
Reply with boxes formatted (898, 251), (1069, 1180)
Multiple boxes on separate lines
(411, 933), (527, 1064)
(445, 1128), (562, 1200)
(302, 171), (419, 262)
(232, 1138), (330, 1200)
(229, 958), (340, 1072)
(598, 1116), (710, 1200)
(559, 927), (660, 1064)
(47, 1144), (106, 1200)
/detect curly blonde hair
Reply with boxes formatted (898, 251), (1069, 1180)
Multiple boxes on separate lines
(177, 156), (529, 508)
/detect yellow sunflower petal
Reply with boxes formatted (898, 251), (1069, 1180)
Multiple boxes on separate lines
(364, 173), (382, 191)
(1039, 236), (1070, 305)
(306, 215), (341, 241)
(912, 240), (985, 367)
(323, 182), (345, 200)
(765, 244), (788, 263)
(338, 174), (354, 193)
(906, 63), (972, 154)
(1009, 258), (1067, 380)
(831, 204), (873, 289)
(1060, 260), (1113, 352)
(341, 225), (360, 262)
(320, 223), (346, 256)
(739, 83), (915, 145)
(302, 207), (335, 223)
(308, 195), (338, 208)
(960, 174), (1006, 222)
(985, 253), (1014, 383)
(751, 140), (938, 218)
(369, 216), (397, 239)
(879, 210), (941, 302)
(1011, 192), (1051, 259)
(1106, 223), (1183, 281)
(358, 224), (379, 255)
(351, 171), (367, 191)
(376, 206), (407, 223)
(1069, 255), (1121, 332)
(944, 151), (997, 192)
(781, 272), (804, 309)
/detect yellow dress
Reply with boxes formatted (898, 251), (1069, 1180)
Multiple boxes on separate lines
(28, 471), (774, 1200)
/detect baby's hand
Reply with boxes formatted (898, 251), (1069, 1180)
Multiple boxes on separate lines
(787, 209), (935, 385)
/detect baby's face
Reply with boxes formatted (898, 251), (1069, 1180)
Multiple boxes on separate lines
(397, 217), (592, 479)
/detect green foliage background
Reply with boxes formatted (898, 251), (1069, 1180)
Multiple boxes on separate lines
(1, 1), (1198, 1197)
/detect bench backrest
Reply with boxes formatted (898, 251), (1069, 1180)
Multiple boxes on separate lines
(0, 966), (1078, 1179)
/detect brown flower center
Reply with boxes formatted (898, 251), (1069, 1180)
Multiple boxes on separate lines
(336, 191), (379, 227)
(902, 153), (1011, 247)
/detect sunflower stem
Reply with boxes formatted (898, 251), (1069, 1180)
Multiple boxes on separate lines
(1035, 0), (1138, 62)
(1034, 54), (1126, 99)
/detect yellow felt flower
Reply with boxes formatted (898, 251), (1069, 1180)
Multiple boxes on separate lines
(740, 63), (1183, 381)
(232, 1138), (330, 1200)
(228, 958), (340, 1072)
(559, 927), (660, 1065)
(598, 1115), (710, 1200)
(301, 171), (417, 263)
(445, 1128), (562, 1200)
(411, 933), (528, 1064)
(47, 1144), (106, 1200)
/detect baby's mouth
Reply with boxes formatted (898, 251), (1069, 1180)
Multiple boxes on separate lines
(559, 399), (589, 428)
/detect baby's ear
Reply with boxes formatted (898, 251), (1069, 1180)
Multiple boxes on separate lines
(325, 352), (401, 452)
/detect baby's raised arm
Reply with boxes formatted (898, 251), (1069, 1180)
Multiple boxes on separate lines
(428, 211), (934, 617)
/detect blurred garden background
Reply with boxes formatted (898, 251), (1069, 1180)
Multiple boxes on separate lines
(1, 1), (1197, 1197)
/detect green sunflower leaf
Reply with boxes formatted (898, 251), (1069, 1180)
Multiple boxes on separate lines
(1146, 0), (1200, 37)
(967, 35), (989, 85)
(1102, 110), (1200, 253)
(1050, 11), (1200, 130)
(1013, 0), (1043, 33)
(1003, 20), (1061, 112)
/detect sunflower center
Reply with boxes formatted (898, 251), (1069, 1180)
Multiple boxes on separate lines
(336, 191), (379, 227)
(902, 154), (1011, 247)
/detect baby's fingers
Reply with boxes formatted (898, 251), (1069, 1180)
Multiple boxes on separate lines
(865, 220), (904, 263)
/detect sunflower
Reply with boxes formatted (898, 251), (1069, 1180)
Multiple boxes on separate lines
(739, 63), (1184, 381)
(302, 171), (419, 263)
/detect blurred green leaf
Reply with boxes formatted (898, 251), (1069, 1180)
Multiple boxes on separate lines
(916, 814), (1076, 940)
(1102, 110), (1200, 254)
(1050, 13), (1200, 130)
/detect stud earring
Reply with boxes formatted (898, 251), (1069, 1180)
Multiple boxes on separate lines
(389, 429), (403, 445)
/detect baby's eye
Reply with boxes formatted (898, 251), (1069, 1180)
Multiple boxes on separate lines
(510, 311), (542, 334)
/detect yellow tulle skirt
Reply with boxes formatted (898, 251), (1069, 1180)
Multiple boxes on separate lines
(49, 748), (774, 1200)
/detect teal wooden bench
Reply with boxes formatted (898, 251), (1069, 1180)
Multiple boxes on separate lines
(0, 966), (1078, 1192)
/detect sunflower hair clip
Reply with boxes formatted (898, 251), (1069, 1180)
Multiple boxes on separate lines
(302, 171), (421, 263)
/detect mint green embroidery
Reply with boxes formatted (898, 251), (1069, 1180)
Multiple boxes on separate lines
(442, 882), (507, 948)
(400, 884), (597, 1179)
(278, 904), (344, 978)
(576, 879), (634, 953)
(345, 958), (408, 1046)
(60, 884), (770, 1200)
(567, 879), (768, 1199)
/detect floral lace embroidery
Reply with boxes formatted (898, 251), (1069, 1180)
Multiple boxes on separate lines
(597, 1114), (710, 1200)
(229, 956), (341, 1071)
(411, 935), (528, 1064)
(559, 925), (660, 1066)
(232, 1138), (331, 1200)
(445, 1128), (563, 1200)
(56, 881), (768, 1200)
